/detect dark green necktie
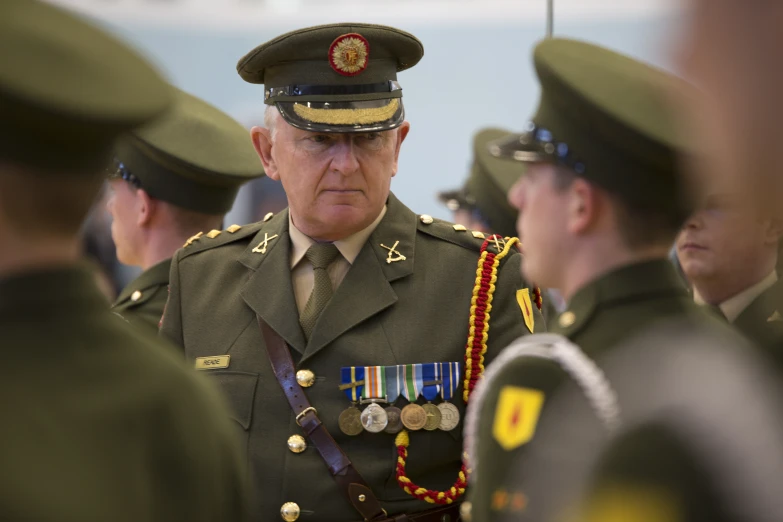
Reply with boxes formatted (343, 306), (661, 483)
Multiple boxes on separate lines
(300, 243), (340, 340)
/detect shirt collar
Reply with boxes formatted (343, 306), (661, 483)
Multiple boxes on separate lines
(694, 271), (779, 322)
(288, 205), (388, 269)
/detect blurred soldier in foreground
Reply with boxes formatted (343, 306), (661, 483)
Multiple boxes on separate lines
(108, 88), (263, 330)
(505, 322), (783, 522)
(463, 38), (721, 522)
(676, 187), (783, 350)
(160, 23), (544, 521)
(0, 1), (246, 520)
(565, 2), (783, 520)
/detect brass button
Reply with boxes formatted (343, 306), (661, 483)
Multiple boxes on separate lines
(264, 212), (274, 222)
(287, 435), (306, 453)
(131, 290), (142, 302)
(358, 494), (366, 502)
(280, 502), (300, 522)
(296, 369), (315, 388)
(460, 501), (472, 522)
(559, 311), (576, 328)
(419, 214), (434, 224)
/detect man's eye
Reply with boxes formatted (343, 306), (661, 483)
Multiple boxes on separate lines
(364, 133), (381, 141)
(310, 135), (330, 143)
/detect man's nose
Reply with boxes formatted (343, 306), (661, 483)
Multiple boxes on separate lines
(508, 178), (526, 212)
(330, 139), (360, 174)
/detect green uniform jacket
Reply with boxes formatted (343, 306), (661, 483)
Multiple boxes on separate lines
(468, 259), (718, 522)
(734, 278), (783, 362)
(0, 264), (247, 521)
(160, 193), (545, 521)
(111, 258), (171, 331)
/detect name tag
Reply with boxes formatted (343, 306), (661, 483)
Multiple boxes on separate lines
(195, 355), (230, 370)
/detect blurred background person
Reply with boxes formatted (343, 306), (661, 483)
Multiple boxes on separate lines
(676, 187), (783, 350)
(0, 0), (247, 519)
(108, 88), (264, 330)
(439, 127), (563, 320)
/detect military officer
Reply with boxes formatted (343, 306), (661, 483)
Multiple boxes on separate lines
(676, 187), (783, 351)
(438, 128), (563, 320)
(462, 38), (724, 522)
(108, 88), (264, 330)
(160, 23), (544, 522)
(0, 1), (247, 520)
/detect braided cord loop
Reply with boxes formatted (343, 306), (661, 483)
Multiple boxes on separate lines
(394, 235), (519, 503)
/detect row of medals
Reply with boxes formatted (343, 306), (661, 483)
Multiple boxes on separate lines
(338, 401), (461, 436)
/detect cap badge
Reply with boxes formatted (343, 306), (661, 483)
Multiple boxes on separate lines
(329, 33), (370, 76)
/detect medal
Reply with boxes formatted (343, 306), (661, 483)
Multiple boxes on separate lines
(338, 405), (363, 436)
(422, 403), (442, 431)
(400, 403), (427, 430)
(360, 402), (388, 433)
(384, 406), (403, 434)
(438, 362), (461, 431)
(421, 363), (442, 431)
(437, 402), (460, 431)
(339, 366), (366, 436)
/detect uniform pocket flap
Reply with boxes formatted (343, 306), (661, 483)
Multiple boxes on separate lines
(210, 371), (258, 430)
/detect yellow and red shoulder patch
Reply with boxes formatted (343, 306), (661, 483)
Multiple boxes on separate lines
(493, 386), (545, 451)
(329, 33), (369, 76)
(516, 288), (535, 333)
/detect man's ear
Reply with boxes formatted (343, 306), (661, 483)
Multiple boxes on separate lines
(251, 126), (279, 180)
(136, 188), (155, 228)
(390, 121), (410, 177)
(566, 177), (598, 235)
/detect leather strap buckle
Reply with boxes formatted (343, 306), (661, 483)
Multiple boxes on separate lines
(296, 406), (318, 427)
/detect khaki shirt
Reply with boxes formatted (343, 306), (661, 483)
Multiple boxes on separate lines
(289, 206), (386, 313)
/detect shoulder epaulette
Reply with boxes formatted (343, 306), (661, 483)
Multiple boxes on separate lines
(415, 213), (518, 255)
(178, 221), (266, 260)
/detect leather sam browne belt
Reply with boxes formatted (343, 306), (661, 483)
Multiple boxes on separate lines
(258, 317), (461, 522)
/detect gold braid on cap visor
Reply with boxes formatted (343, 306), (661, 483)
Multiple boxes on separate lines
(293, 98), (400, 125)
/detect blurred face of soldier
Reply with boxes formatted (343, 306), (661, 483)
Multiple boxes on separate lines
(676, 191), (780, 303)
(507, 163), (573, 289)
(677, 0), (783, 215)
(252, 110), (410, 242)
(106, 179), (142, 266)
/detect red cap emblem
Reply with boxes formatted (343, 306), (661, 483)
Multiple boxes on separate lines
(329, 33), (370, 77)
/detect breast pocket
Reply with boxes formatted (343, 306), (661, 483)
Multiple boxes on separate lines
(209, 371), (258, 430)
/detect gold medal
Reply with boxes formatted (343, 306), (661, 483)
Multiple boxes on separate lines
(437, 402), (461, 431)
(338, 406), (363, 436)
(384, 406), (403, 434)
(422, 403), (442, 431)
(400, 403), (427, 431)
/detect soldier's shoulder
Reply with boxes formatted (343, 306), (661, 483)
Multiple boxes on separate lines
(176, 220), (267, 261)
(414, 213), (520, 257)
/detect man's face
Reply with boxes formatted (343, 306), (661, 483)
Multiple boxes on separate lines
(508, 163), (571, 289)
(106, 179), (141, 266)
(676, 192), (776, 286)
(257, 114), (409, 241)
(677, 0), (783, 214)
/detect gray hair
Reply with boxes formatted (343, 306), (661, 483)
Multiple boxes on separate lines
(264, 105), (280, 141)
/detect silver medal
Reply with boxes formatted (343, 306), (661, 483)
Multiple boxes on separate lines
(360, 402), (389, 433)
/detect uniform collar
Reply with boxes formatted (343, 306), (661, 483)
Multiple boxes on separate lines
(288, 205), (388, 268)
(0, 263), (109, 318)
(554, 259), (688, 336)
(695, 271), (778, 323)
(113, 258), (172, 306)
